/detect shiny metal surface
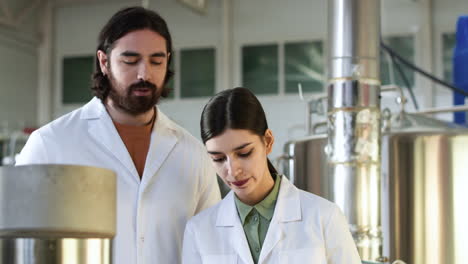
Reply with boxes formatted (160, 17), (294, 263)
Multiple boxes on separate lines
(284, 134), (382, 260)
(283, 134), (328, 197)
(283, 127), (468, 263)
(0, 238), (112, 264)
(414, 104), (468, 115)
(382, 132), (468, 264)
(328, 80), (380, 109)
(388, 111), (461, 132)
(328, 0), (380, 79)
(327, 0), (382, 261)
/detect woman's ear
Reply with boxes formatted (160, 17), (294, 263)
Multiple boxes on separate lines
(264, 129), (275, 155)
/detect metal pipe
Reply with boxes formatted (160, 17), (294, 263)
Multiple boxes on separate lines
(415, 105), (468, 115)
(312, 121), (327, 134)
(327, 0), (382, 262)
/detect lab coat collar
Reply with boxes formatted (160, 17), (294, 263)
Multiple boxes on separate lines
(80, 97), (106, 120)
(81, 97), (179, 184)
(140, 108), (178, 187)
(84, 97), (139, 181)
(215, 177), (302, 264)
(258, 177), (301, 263)
(215, 192), (254, 264)
(216, 191), (238, 227)
(274, 176), (302, 222)
(215, 176), (302, 225)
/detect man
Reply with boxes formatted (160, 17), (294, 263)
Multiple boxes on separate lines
(16, 7), (221, 264)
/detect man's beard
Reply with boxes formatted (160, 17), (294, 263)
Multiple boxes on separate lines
(107, 72), (161, 116)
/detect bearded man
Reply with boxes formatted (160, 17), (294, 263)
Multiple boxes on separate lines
(16, 7), (221, 264)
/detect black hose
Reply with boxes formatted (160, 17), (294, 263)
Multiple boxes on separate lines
(388, 53), (420, 110)
(381, 42), (468, 97)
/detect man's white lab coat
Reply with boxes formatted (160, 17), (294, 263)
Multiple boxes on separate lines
(16, 97), (221, 264)
(182, 177), (361, 264)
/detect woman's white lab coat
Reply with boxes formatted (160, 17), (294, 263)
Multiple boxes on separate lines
(182, 177), (361, 264)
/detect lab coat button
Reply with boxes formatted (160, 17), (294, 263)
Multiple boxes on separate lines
(140, 237), (145, 243)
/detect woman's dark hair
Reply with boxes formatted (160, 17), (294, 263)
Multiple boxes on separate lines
(200, 87), (278, 175)
(91, 6), (174, 100)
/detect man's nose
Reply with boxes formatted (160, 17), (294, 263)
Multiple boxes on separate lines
(137, 62), (151, 81)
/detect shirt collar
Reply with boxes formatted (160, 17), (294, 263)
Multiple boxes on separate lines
(235, 174), (282, 224)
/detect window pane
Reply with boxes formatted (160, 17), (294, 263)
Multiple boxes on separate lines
(443, 33), (456, 83)
(381, 35), (415, 88)
(62, 56), (94, 104)
(242, 44), (278, 95)
(285, 41), (324, 94)
(180, 48), (215, 98)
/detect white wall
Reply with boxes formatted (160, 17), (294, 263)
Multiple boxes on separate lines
(49, 0), (468, 161)
(0, 25), (38, 133)
(54, 0), (141, 117)
(0, 43), (38, 131)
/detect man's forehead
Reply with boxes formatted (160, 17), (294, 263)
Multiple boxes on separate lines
(112, 29), (167, 52)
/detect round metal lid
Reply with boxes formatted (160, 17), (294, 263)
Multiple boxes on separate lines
(0, 164), (116, 238)
(385, 111), (463, 133)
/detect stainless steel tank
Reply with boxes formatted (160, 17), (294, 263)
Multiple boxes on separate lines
(0, 165), (116, 264)
(282, 112), (468, 263)
(382, 130), (468, 264)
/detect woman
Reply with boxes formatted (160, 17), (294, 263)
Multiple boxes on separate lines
(182, 87), (361, 264)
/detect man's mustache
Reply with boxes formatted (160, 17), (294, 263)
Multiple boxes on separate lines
(129, 80), (157, 92)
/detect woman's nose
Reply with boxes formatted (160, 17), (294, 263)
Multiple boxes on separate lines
(227, 159), (242, 177)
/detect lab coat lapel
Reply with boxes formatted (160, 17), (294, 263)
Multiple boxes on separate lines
(258, 177), (302, 264)
(140, 109), (178, 188)
(216, 192), (254, 264)
(83, 98), (139, 181)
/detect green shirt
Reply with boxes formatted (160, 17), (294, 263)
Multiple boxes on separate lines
(234, 175), (281, 264)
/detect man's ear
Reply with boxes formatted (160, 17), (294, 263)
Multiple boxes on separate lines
(97, 50), (109, 76)
(264, 129), (275, 155)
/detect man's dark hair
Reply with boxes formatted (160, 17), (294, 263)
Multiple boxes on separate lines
(91, 6), (174, 100)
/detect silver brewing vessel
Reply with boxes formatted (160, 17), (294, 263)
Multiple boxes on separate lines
(0, 165), (116, 264)
(327, 0), (381, 260)
(282, 112), (468, 263)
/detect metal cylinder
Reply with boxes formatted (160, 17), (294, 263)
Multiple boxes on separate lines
(0, 165), (116, 264)
(328, 0), (380, 80)
(0, 238), (112, 264)
(283, 112), (468, 264)
(327, 0), (382, 261)
(382, 132), (468, 264)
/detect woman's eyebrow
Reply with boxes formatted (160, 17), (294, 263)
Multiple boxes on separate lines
(207, 142), (252, 155)
(233, 142), (252, 151)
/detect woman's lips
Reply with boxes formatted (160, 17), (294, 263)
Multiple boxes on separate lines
(232, 178), (250, 187)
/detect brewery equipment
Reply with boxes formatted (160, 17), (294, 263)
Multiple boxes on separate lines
(327, 0), (382, 261)
(282, 107), (468, 263)
(290, 0), (468, 262)
(0, 165), (116, 264)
